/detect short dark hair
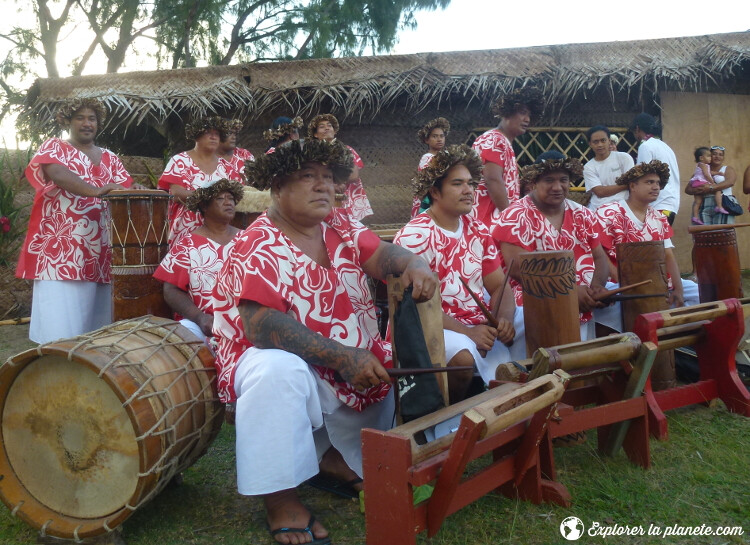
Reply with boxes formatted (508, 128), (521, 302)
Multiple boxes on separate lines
(694, 146), (711, 162)
(630, 113), (660, 136)
(586, 125), (610, 141)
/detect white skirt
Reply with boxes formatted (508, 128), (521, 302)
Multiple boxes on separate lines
(29, 280), (112, 344)
(233, 346), (395, 496)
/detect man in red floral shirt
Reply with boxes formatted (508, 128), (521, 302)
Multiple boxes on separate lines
(493, 151), (610, 344)
(16, 98), (133, 343)
(212, 139), (436, 544)
(472, 86), (544, 226)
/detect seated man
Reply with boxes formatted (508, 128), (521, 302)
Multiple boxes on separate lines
(593, 161), (699, 331)
(211, 139), (436, 545)
(493, 151), (610, 348)
(394, 145), (516, 401)
(154, 178), (243, 344)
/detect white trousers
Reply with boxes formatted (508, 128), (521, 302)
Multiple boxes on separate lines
(443, 329), (512, 385)
(29, 280), (112, 344)
(233, 347), (395, 496)
(594, 279), (701, 333)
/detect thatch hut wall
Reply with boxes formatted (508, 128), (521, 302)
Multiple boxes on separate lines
(17, 31), (750, 269)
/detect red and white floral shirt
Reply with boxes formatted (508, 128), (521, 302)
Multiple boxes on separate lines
(225, 147), (254, 183)
(418, 152), (434, 171)
(16, 138), (132, 283)
(158, 152), (233, 245)
(212, 210), (391, 407)
(492, 196), (602, 323)
(153, 232), (239, 315)
(394, 215), (501, 325)
(594, 201), (674, 286)
(341, 146), (373, 222)
(471, 129), (519, 227)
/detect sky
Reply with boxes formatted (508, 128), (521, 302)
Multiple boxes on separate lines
(1, 0), (749, 146)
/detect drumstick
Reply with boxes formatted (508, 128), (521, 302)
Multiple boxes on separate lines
(592, 280), (652, 302)
(687, 222), (750, 234)
(387, 366), (475, 377)
(600, 293), (665, 303)
(459, 277), (499, 328)
(0, 317), (30, 327)
(490, 258), (514, 319)
(460, 270), (515, 349)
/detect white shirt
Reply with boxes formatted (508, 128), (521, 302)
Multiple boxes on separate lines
(636, 138), (680, 214)
(583, 151), (635, 210)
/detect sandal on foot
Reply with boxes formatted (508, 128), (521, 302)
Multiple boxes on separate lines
(691, 217), (704, 225)
(270, 515), (331, 545)
(715, 206), (730, 214)
(306, 474), (362, 499)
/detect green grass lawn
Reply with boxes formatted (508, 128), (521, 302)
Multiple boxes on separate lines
(1, 402), (748, 545)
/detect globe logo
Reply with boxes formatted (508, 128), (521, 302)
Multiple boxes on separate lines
(560, 516), (585, 540)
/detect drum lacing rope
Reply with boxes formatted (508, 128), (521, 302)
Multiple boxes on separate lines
(10, 500), (24, 516)
(73, 525), (85, 543)
(39, 519), (51, 536)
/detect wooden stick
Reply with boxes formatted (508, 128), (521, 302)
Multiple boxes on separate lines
(0, 317), (30, 327)
(592, 279), (652, 302)
(688, 222), (750, 234)
(387, 366), (475, 377)
(490, 257), (514, 318)
(459, 277), (499, 328)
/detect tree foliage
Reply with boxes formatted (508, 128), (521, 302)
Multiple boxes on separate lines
(1, 0), (450, 75)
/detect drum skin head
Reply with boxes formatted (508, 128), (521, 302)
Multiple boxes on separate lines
(2, 355), (139, 519)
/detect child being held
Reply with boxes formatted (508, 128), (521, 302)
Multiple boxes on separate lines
(690, 146), (727, 225)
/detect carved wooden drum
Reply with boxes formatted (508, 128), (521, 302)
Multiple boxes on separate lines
(692, 228), (743, 303)
(103, 189), (171, 321)
(0, 316), (223, 540)
(519, 250), (580, 356)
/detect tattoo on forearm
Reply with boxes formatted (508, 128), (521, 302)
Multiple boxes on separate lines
(239, 302), (361, 380)
(374, 243), (429, 279)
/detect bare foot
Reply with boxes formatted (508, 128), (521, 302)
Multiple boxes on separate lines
(318, 447), (363, 492)
(265, 489), (329, 544)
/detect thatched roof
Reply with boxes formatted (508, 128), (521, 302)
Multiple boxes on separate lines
(23, 31), (750, 134)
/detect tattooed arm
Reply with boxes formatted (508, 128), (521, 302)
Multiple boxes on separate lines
(239, 300), (390, 389)
(362, 241), (437, 301)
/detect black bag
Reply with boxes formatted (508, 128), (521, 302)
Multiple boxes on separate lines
(392, 286), (445, 422)
(722, 194), (744, 216)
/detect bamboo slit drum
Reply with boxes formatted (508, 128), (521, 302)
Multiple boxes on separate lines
(519, 250), (580, 356)
(617, 241), (675, 391)
(691, 228), (744, 303)
(0, 316), (224, 540)
(102, 189), (171, 321)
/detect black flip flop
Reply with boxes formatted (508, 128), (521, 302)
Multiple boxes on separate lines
(306, 473), (362, 500)
(269, 514), (331, 545)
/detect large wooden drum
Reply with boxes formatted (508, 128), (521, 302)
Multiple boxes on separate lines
(0, 316), (223, 540)
(692, 228), (743, 303)
(104, 190), (171, 321)
(519, 250), (581, 356)
(617, 240), (675, 390)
